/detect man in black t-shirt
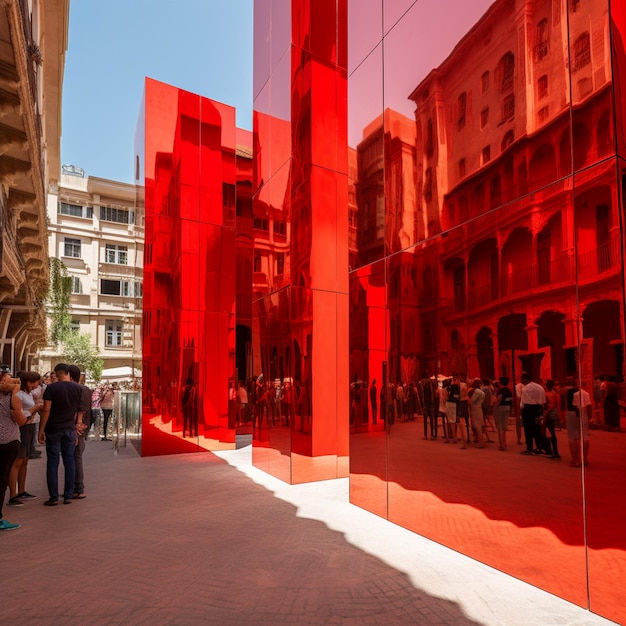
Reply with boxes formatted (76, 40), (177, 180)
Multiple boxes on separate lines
(69, 365), (91, 499)
(38, 363), (85, 506)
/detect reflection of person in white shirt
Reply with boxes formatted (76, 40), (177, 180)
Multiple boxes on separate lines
(519, 372), (546, 455)
(567, 382), (591, 468)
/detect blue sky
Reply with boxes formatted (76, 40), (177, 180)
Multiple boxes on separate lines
(61, 0), (253, 184)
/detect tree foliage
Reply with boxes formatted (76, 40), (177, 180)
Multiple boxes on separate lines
(48, 258), (72, 347)
(60, 332), (103, 382)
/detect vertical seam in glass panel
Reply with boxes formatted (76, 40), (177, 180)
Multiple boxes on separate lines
(566, 4), (590, 611)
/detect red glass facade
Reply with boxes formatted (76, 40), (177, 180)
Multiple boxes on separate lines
(251, 0), (349, 483)
(138, 0), (626, 620)
(139, 78), (247, 455)
(347, 0), (626, 622)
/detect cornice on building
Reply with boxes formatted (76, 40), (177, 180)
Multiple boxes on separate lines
(0, 0), (68, 367)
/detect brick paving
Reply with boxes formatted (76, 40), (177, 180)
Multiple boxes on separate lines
(1, 439), (617, 625)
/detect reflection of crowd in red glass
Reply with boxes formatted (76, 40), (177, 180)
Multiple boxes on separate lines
(233, 376), (311, 438)
(349, 370), (621, 468)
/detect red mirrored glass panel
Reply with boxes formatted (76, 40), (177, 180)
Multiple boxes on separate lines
(574, 158), (626, 625)
(348, 0), (381, 75)
(349, 43), (384, 269)
(568, 0), (613, 174)
(349, 0), (626, 622)
(140, 78), (240, 455)
(252, 0), (349, 483)
(349, 259), (388, 518)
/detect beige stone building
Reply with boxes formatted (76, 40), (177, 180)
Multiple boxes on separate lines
(38, 168), (143, 378)
(0, 0), (68, 370)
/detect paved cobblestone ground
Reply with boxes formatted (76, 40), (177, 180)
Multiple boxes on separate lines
(1, 440), (617, 625)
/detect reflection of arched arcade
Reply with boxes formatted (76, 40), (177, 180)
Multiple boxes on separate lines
(476, 326), (495, 380)
(582, 300), (623, 379)
(497, 313), (528, 380)
(536, 310), (566, 383)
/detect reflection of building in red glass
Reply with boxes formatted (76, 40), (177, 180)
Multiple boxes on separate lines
(235, 130), (254, 384)
(355, 110), (417, 266)
(251, 0), (348, 483)
(349, 0), (626, 623)
(348, 148), (358, 269)
(405, 0), (618, 384)
(351, 0), (620, 386)
(139, 78), (247, 455)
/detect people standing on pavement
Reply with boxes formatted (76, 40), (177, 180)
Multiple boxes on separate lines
(38, 363), (85, 506)
(100, 383), (114, 440)
(0, 366), (27, 530)
(68, 365), (92, 499)
(7, 371), (43, 507)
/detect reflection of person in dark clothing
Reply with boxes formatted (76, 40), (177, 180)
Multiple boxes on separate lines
(602, 375), (620, 430)
(369, 379), (378, 425)
(384, 383), (395, 435)
(181, 379), (197, 438)
(418, 372), (437, 440)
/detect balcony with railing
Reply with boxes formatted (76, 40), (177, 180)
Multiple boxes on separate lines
(578, 237), (621, 281)
(466, 253), (574, 311)
(463, 238), (621, 313)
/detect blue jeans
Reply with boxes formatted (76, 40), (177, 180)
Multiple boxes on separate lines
(45, 428), (76, 501)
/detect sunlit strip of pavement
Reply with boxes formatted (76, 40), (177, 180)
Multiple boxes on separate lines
(214, 445), (618, 626)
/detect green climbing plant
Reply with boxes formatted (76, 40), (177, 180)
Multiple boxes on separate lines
(46, 258), (104, 381)
(48, 257), (72, 347)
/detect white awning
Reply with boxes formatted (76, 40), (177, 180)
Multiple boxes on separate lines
(101, 366), (142, 381)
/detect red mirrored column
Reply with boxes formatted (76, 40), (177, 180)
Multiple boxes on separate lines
(252, 0), (349, 483)
(139, 78), (238, 455)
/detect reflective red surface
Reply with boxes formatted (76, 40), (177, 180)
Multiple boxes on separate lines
(252, 0), (349, 483)
(139, 78), (242, 455)
(348, 0), (626, 623)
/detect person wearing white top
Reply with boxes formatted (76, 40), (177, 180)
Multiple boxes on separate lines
(8, 371), (43, 505)
(29, 379), (45, 457)
(519, 372), (546, 455)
